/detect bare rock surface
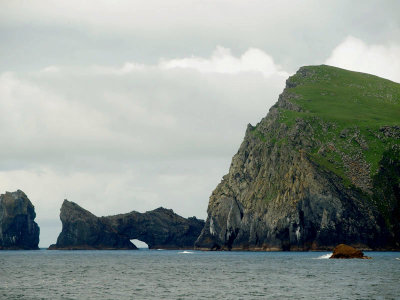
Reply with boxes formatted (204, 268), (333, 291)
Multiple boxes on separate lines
(330, 244), (371, 259)
(0, 190), (40, 250)
(49, 200), (136, 250)
(50, 200), (204, 250)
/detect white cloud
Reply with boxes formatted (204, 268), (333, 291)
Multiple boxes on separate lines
(160, 46), (290, 78)
(41, 66), (59, 73)
(325, 36), (400, 82)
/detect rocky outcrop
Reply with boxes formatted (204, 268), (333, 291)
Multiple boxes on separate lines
(0, 190), (40, 250)
(102, 207), (205, 249)
(195, 65), (400, 251)
(50, 200), (204, 250)
(330, 244), (371, 259)
(49, 200), (136, 250)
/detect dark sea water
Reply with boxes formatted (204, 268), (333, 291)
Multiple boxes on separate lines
(1, 250), (399, 299)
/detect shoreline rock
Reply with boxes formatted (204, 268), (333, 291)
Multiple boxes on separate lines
(49, 200), (137, 250)
(329, 244), (372, 259)
(0, 190), (40, 250)
(49, 200), (204, 250)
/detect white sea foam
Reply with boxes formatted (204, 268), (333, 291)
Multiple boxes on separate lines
(179, 251), (194, 254)
(313, 253), (332, 259)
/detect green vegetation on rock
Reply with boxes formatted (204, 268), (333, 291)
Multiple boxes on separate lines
(196, 65), (400, 251)
(280, 65), (400, 186)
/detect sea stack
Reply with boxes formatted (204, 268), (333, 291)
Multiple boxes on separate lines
(195, 65), (400, 251)
(50, 200), (205, 250)
(0, 190), (40, 250)
(49, 200), (136, 250)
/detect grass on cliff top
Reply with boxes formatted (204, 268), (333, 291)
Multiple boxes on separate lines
(282, 64), (400, 128)
(279, 65), (400, 181)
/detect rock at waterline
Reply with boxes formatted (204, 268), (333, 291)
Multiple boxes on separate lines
(49, 200), (205, 250)
(49, 200), (136, 250)
(0, 190), (40, 250)
(330, 244), (371, 259)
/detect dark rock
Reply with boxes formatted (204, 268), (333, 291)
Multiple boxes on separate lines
(330, 244), (371, 259)
(49, 200), (136, 250)
(50, 201), (205, 250)
(0, 190), (40, 250)
(102, 207), (205, 249)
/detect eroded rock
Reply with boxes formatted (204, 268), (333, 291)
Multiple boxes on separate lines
(50, 200), (204, 250)
(49, 200), (136, 250)
(0, 190), (40, 250)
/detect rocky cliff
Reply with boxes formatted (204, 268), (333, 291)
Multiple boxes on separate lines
(195, 65), (400, 251)
(50, 200), (204, 250)
(49, 200), (136, 250)
(0, 190), (40, 250)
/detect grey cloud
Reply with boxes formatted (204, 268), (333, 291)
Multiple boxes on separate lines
(1, 1), (399, 71)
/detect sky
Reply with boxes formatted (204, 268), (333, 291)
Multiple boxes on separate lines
(1, 0), (400, 247)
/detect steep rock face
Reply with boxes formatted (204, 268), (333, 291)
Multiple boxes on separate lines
(50, 201), (204, 250)
(103, 207), (205, 249)
(195, 65), (400, 251)
(49, 200), (136, 250)
(0, 190), (40, 250)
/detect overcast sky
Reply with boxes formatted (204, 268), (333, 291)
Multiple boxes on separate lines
(1, 0), (399, 247)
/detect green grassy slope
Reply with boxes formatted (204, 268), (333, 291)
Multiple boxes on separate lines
(280, 65), (400, 185)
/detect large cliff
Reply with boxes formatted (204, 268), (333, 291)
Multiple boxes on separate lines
(195, 65), (400, 251)
(50, 200), (204, 250)
(0, 190), (40, 250)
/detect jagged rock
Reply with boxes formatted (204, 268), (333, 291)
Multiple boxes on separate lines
(330, 244), (371, 259)
(0, 190), (40, 250)
(195, 65), (400, 251)
(49, 200), (204, 250)
(49, 200), (136, 250)
(102, 207), (205, 249)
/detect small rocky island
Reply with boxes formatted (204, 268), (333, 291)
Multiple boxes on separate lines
(330, 244), (371, 259)
(49, 200), (204, 250)
(0, 190), (40, 250)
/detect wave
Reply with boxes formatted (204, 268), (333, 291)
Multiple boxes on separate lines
(313, 253), (332, 259)
(179, 251), (194, 254)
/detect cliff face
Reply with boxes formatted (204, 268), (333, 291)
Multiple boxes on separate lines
(50, 201), (204, 250)
(0, 190), (40, 250)
(195, 65), (400, 251)
(49, 200), (136, 250)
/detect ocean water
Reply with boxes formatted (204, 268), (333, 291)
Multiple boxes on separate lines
(1, 250), (399, 299)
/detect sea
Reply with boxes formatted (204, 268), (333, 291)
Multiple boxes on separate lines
(0, 250), (399, 299)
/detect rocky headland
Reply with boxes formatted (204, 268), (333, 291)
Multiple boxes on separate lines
(49, 200), (204, 250)
(0, 190), (40, 250)
(195, 65), (400, 251)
